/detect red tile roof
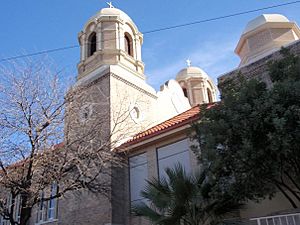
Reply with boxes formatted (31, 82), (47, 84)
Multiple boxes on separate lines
(121, 105), (201, 147)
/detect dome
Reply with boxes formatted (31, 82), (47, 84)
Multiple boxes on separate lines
(235, 13), (299, 67)
(78, 6), (144, 80)
(83, 7), (135, 30)
(243, 14), (290, 34)
(176, 66), (209, 81)
(97, 7), (132, 22)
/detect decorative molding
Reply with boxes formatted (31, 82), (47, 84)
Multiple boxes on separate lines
(77, 71), (157, 99)
(110, 73), (157, 99)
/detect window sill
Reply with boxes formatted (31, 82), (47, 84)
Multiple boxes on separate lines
(35, 219), (58, 225)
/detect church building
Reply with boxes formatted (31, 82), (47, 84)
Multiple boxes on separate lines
(2, 4), (300, 225)
(67, 6), (300, 225)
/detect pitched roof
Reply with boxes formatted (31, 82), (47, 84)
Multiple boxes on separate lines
(121, 105), (201, 147)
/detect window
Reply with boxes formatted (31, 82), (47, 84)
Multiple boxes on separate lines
(36, 183), (58, 224)
(88, 32), (97, 57)
(14, 195), (21, 223)
(182, 87), (188, 98)
(0, 194), (21, 225)
(157, 139), (191, 180)
(0, 216), (10, 225)
(124, 33), (133, 57)
(37, 192), (46, 223)
(130, 105), (143, 123)
(47, 184), (58, 220)
(129, 153), (148, 204)
(207, 88), (213, 103)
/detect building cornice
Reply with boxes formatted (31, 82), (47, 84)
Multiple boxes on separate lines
(110, 72), (157, 99)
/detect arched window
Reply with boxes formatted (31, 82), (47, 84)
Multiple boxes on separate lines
(182, 87), (188, 98)
(88, 32), (97, 57)
(124, 33), (133, 57)
(207, 88), (213, 103)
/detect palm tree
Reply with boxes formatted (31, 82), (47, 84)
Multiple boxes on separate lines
(132, 164), (243, 225)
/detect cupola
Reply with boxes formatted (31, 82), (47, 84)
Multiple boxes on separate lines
(77, 6), (144, 80)
(175, 62), (217, 106)
(236, 14), (300, 66)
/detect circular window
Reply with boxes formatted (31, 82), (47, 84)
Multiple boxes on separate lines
(130, 105), (143, 123)
(79, 105), (92, 123)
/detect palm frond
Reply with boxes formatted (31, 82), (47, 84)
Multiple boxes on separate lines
(132, 163), (244, 225)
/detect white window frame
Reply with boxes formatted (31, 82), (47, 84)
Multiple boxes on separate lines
(47, 183), (57, 220)
(14, 195), (21, 223)
(36, 192), (46, 223)
(35, 183), (58, 225)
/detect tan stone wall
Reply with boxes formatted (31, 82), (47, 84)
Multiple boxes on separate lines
(65, 72), (111, 150)
(59, 73), (114, 225)
(109, 73), (157, 145)
(57, 66), (157, 225)
(28, 187), (112, 225)
(57, 191), (112, 225)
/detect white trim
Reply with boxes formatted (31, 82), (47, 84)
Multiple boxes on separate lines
(250, 212), (300, 225)
(251, 212), (300, 220)
(35, 219), (58, 225)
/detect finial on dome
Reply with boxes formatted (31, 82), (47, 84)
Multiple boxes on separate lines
(106, 1), (114, 8)
(186, 59), (192, 67)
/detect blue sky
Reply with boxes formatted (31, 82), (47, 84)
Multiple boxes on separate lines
(1, 0), (300, 90)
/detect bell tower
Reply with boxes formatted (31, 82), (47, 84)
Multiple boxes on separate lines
(77, 6), (145, 80)
(71, 5), (157, 146)
(64, 5), (158, 225)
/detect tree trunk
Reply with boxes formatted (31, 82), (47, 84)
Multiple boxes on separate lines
(276, 183), (298, 208)
(20, 195), (32, 225)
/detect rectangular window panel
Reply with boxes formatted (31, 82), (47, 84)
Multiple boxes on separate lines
(15, 195), (21, 223)
(37, 192), (46, 223)
(157, 139), (191, 180)
(47, 183), (58, 220)
(129, 153), (148, 204)
(36, 183), (58, 224)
